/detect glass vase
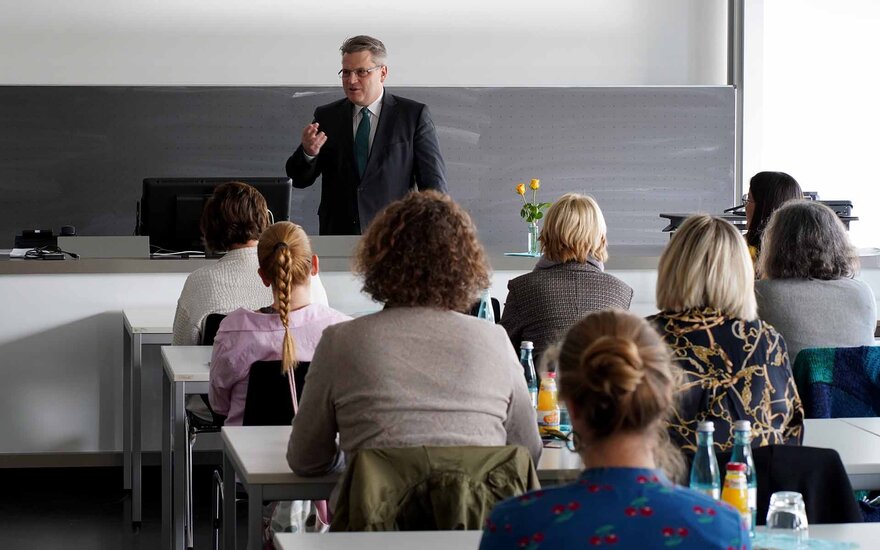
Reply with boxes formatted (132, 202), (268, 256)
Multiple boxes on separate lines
(527, 223), (539, 256)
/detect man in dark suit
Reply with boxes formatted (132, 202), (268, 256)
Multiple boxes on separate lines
(286, 35), (448, 235)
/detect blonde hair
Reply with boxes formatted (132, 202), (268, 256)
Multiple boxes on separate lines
(549, 310), (684, 481)
(656, 215), (757, 320)
(257, 222), (313, 373)
(539, 193), (608, 263)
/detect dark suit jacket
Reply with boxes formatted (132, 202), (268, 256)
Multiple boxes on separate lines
(500, 260), (634, 365)
(286, 93), (448, 235)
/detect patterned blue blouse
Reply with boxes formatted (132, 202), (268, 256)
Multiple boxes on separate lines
(480, 467), (751, 550)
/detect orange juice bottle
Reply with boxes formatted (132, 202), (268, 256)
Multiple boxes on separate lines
(721, 462), (750, 526)
(536, 372), (560, 435)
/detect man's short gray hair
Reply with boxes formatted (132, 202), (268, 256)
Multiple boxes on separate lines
(340, 35), (387, 64)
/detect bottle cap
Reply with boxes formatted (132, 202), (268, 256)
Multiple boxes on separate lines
(733, 420), (751, 432)
(726, 462), (747, 472)
(546, 371), (557, 378)
(520, 341), (534, 350)
(697, 420), (715, 432)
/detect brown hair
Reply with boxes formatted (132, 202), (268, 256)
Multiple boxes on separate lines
(539, 193), (608, 263)
(759, 200), (858, 280)
(200, 181), (269, 252)
(552, 310), (684, 480)
(354, 190), (490, 311)
(257, 222), (313, 373)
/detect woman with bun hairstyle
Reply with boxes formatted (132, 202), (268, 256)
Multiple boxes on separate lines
(208, 221), (350, 425)
(480, 311), (750, 550)
(650, 215), (803, 453)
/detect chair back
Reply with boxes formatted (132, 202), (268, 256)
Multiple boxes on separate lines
(687, 445), (862, 524)
(241, 360), (310, 426)
(331, 445), (539, 532)
(201, 313), (227, 345)
(792, 346), (880, 418)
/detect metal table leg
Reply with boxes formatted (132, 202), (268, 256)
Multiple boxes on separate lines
(247, 484), (263, 550)
(223, 452), (236, 550)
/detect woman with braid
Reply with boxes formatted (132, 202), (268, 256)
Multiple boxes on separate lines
(208, 221), (350, 426)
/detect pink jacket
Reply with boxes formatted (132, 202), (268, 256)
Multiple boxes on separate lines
(209, 304), (351, 425)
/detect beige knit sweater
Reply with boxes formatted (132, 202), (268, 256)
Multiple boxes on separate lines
(287, 307), (544, 475)
(172, 247), (328, 345)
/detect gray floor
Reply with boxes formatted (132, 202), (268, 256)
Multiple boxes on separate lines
(0, 465), (249, 550)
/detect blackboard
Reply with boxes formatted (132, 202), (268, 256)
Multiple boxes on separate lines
(0, 86), (734, 247)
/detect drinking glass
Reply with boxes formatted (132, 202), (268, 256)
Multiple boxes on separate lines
(766, 491), (808, 544)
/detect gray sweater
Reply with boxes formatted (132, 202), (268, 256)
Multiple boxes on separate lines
(287, 307), (543, 476)
(755, 278), (877, 360)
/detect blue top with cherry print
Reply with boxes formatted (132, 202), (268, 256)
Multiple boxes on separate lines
(479, 467), (751, 550)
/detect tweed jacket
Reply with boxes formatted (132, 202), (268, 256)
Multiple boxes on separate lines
(500, 260), (634, 365)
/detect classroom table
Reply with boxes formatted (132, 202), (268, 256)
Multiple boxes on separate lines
(123, 307), (175, 524)
(841, 417), (880, 438)
(221, 426), (583, 550)
(161, 345), (212, 550)
(221, 420), (880, 550)
(273, 523), (880, 549)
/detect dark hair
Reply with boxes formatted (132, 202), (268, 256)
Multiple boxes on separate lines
(745, 171), (802, 250)
(759, 200), (858, 280)
(200, 182), (269, 252)
(354, 190), (490, 311)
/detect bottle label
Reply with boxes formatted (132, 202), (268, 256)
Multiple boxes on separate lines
(694, 486), (720, 500)
(537, 408), (559, 432)
(528, 389), (537, 408)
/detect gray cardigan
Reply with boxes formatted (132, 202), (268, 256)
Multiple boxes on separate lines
(755, 277), (877, 360)
(500, 260), (633, 365)
(287, 307), (543, 476)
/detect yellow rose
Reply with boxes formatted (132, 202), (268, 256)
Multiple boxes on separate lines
(530, 179), (540, 190)
(515, 183), (526, 195)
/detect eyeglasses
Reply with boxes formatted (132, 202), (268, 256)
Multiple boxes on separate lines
(741, 193), (751, 205)
(338, 65), (383, 79)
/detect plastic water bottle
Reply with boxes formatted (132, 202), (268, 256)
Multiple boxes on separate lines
(690, 420), (721, 499)
(477, 289), (494, 322)
(731, 420), (757, 536)
(519, 341), (538, 407)
(536, 372), (560, 435)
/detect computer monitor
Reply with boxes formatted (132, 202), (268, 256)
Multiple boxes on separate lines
(137, 177), (292, 253)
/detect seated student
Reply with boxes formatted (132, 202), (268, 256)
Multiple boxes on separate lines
(208, 221), (350, 425)
(500, 193), (633, 364)
(755, 200), (876, 360)
(172, 181), (328, 346)
(744, 171), (802, 267)
(287, 191), (543, 478)
(649, 215), (804, 452)
(480, 310), (751, 550)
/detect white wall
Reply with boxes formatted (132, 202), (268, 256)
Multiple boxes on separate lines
(751, 0), (880, 247)
(0, 0), (728, 86)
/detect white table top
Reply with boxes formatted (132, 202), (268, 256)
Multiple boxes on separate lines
(160, 345), (211, 382)
(222, 425), (581, 487)
(273, 523), (878, 550)
(804, 418), (880, 477)
(841, 417), (880, 438)
(123, 306), (175, 333)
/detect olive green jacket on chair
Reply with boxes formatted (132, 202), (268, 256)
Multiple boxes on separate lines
(330, 445), (540, 531)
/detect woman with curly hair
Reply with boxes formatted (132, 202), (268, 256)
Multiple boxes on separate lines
(287, 190), (543, 476)
(756, 200), (876, 360)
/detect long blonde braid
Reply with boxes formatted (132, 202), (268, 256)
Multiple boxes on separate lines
(258, 222), (314, 374)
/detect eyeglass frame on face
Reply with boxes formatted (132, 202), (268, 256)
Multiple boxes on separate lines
(338, 65), (384, 80)
(741, 193), (751, 205)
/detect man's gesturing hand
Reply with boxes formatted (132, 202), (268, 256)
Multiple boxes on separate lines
(302, 123), (328, 157)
